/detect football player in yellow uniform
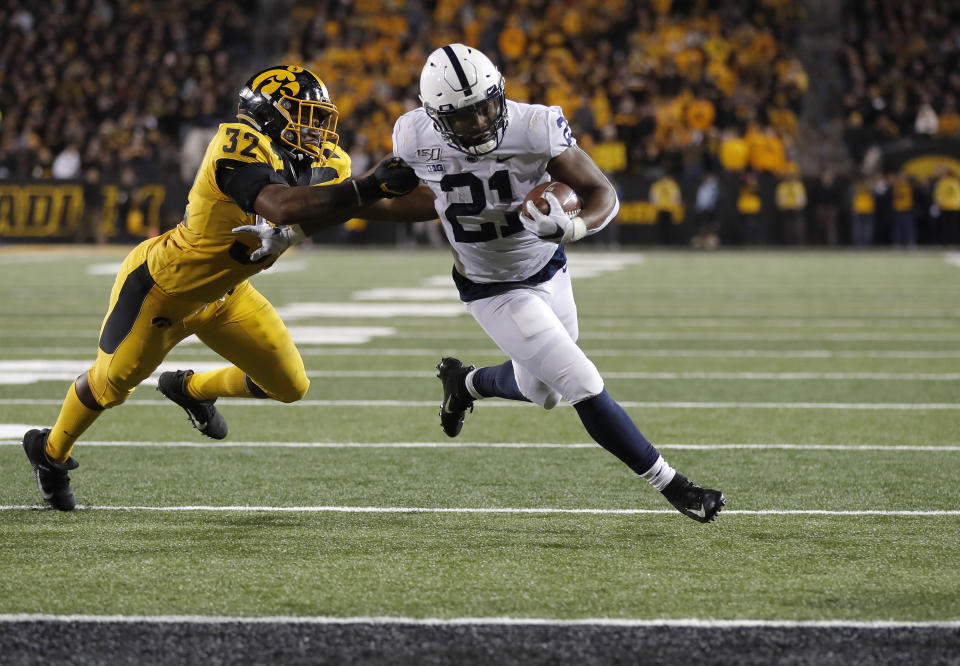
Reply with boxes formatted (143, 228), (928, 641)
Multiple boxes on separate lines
(23, 65), (420, 511)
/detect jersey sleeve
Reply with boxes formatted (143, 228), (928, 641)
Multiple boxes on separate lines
(208, 123), (285, 213)
(526, 105), (577, 160)
(392, 112), (418, 162)
(308, 142), (352, 186)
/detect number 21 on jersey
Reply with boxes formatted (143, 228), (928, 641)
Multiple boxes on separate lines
(440, 169), (524, 243)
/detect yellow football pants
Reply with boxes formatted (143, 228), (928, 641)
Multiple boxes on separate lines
(88, 239), (309, 409)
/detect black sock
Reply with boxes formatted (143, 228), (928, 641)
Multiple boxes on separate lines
(471, 361), (529, 401)
(573, 388), (661, 475)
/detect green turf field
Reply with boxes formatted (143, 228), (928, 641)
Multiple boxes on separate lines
(1, 246), (958, 621)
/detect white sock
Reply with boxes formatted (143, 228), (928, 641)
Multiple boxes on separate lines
(640, 455), (677, 491)
(464, 369), (482, 400)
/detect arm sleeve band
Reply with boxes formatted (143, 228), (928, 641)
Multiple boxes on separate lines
(215, 159), (287, 213)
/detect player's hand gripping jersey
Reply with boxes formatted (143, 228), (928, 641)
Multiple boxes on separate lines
(393, 100), (574, 285)
(146, 122), (351, 304)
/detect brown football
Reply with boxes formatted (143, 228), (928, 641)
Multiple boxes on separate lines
(521, 181), (582, 218)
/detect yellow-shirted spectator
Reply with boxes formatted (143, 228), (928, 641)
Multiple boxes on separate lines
(590, 92), (612, 129)
(738, 175), (764, 243)
(685, 98), (716, 133)
(675, 48), (704, 81)
(591, 139), (627, 173)
(703, 34), (731, 63)
(652, 0), (672, 16)
(660, 24), (685, 54)
(768, 107), (798, 137)
(892, 176), (913, 212)
(499, 12), (531, 51)
(561, 7), (582, 36)
(738, 182), (762, 215)
(719, 131), (749, 171)
(891, 174), (916, 246)
(852, 179), (876, 246)
(707, 59), (737, 97)
(749, 128), (786, 173)
(853, 182), (875, 215)
(752, 31), (778, 63)
(776, 165), (807, 244)
(650, 175), (682, 221)
(937, 99), (960, 137)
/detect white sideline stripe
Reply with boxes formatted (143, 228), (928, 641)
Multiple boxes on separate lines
(6, 367), (960, 382)
(2, 440), (959, 452)
(582, 332), (960, 342)
(6, 347), (960, 359)
(0, 505), (957, 516)
(5, 399), (959, 410)
(0, 614), (956, 629)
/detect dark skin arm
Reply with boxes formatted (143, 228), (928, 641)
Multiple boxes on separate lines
(251, 157), (434, 235)
(357, 184), (439, 221)
(545, 145), (619, 230)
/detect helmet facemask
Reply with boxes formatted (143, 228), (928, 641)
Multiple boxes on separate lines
(426, 85), (507, 156)
(276, 93), (339, 162)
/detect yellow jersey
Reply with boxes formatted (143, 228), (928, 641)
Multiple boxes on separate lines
(145, 121), (351, 303)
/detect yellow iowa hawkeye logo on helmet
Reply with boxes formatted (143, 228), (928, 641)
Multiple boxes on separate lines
(250, 66), (304, 98)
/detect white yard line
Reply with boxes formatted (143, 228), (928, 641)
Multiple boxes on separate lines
(5, 346), (960, 359)
(2, 440), (959, 451)
(0, 614), (956, 628)
(5, 398), (959, 409)
(0, 505), (957, 516)
(6, 367), (960, 383)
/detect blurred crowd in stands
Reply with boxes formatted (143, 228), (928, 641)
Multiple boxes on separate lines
(840, 0), (960, 164)
(0, 0), (254, 182)
(1, 0), (959, 245)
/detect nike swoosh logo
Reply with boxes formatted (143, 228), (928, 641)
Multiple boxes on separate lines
(538, 223), (565, 242)
(442, 394), (454, 414)
(495, 155), (515, 162)
(690, 505), (707, 519)
(36, 471), (54, 499)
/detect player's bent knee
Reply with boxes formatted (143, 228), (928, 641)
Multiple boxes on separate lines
(540, 345), (604, 404)
(97, 379), (135, 409)
(272, 375), (310, 403)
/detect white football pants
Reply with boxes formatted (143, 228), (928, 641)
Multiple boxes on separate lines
(466, 267), (605, 408)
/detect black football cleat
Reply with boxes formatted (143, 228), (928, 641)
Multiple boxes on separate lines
(157, 370), (228, 440)
(662, 474), (726, 523)
(436, 357), (475, 438)
(23, 428), (79, 511)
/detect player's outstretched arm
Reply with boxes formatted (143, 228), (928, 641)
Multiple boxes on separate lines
(356, 184), (438, 222)
(253, 156), (422, 235)
(546, 146), (620, 234)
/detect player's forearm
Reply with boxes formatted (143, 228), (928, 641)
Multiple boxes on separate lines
(253, 179), (382, 235)
(579, 185), (620, 233)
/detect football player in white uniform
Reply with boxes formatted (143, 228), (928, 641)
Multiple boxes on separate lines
(243, 45), (725, 523)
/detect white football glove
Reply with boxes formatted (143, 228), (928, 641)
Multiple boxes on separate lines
(521, 193), (587, 243)
(232, 216), (306, 261)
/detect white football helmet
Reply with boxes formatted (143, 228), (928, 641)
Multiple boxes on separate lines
(419, 44), (508, 156)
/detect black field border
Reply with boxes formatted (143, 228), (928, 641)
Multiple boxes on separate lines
(1, 619), (959, 665)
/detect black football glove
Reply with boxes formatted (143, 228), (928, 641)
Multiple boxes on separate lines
(373, 156), (419, 197)
(353, 157), (420, 205)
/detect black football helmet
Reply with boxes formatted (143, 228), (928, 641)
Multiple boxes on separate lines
(237, 65), (339, 163)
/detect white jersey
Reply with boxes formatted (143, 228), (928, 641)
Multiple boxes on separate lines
(393, 100), (576, 290)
